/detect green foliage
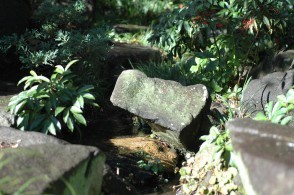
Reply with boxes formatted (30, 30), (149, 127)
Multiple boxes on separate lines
(255, 87), (294, 125)
(0, 0), (109, 88)
(8, 60), (98, 135)
(200, 127), (233, 167)
(137, 158), (164, 175)
(136, 151), (164, 175)
(148, 0), (293, 94)
(96, 0), (178, 25)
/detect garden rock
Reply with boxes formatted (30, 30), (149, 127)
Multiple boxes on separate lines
(113, 24), (148, 33)
(0, 143), (105, 194)
(226, 118), (294, 195)
(241, 69), (294, 115)
(105, 42), (162, 85)
(0, 126), (67, 146)
(110, 70), (210, 150)
(250, 50), (294, 79)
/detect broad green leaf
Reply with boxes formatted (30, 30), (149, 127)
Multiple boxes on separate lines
(211, 80), (223, 93)
(48, 122), (57, 135)
(54, 65), (64, 74)
(67, 117), (74, 132)
(73, 113), (87, 126)
(70, 106), (83, 114)
(82, 93), (95, 100)
(77, 95), (84, 108)
(51, 117), (62, 132)
(63, 108), (70, 123)
(55, 107), (65, 116)
(263, 16), (271, 28)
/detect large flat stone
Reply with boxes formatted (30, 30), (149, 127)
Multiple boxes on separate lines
(110, 70), (210, 150)
(226, 118), (294, 195)
(0, 144), (105, 194)
(0, 126), (67, 146)
(241, 70), (294, 115)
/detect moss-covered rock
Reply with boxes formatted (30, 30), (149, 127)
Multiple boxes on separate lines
(110, 70), (210, 150)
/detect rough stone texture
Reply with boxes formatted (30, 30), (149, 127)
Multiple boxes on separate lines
(104, 42), (162, 86)
(0, 126), (68, 146)
(106, 136), (178, 172)
(241, 69), (294, 115)
(226, 118), (294, 195)
(110, 70), (210, 150)
(113, 24), (148, 33)
(0, 144), (105, 195)
(102, 164), (139, 195)
(250, 50), (294, 79)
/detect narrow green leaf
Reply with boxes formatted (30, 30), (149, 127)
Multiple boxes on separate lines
(70, 106), (83, 114)
(281, 116), (293, 125)
(77, 85), (94, 93)
(77, 95), (84, 108)
(65, 60), (78, 71)
(263, 16), (271, 28)
(30, 70), (38, 77)
(82, 93), (95, 100)
(67, 117), (74, 132)
(63, 108), (70, 124)
(73, 113), (87, 126)
(17, 76), (31, 86)
(55, 107), (65, 116)
(36, 76), (50, 83)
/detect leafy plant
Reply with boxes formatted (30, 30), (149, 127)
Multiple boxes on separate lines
(8, 60), (98, 135)
(137, 158), (164, 175)
(0, 0), (109, 89)
(149, 0), (293, 94)
(200, 126), (233, 167)
(255, 87), (294, 125)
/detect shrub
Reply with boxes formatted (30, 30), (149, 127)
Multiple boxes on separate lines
(8, 60), (98, 135)
(0, 0), (110, 89)
(148, 0), (293, 94)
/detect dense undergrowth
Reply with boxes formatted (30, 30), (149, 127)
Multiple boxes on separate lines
(0, 0), (293, 194)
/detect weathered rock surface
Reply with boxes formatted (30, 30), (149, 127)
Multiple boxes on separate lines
(226, 118), (294, 195)
(250, 50), (294, 79)
(113, 24), (148, 33)
(0, 144), (105, 195)
(241, 69), (294, 115)
(104, 43), (162, 85)
(106, 136), (178, 172)
(0, 126), (67, 146)
(110, 70), (210, 150)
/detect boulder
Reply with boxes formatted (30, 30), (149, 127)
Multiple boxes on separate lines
(0, 126), (67, 146)
(0, 144), (105, 195)
(226, 118), (294, 195)
(250, 50), (294, 79)
(104, 42), (162, 86)
(110, 70), (210, 150)
(113, 24), (148, 33)
(241, 69), (294, 115)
